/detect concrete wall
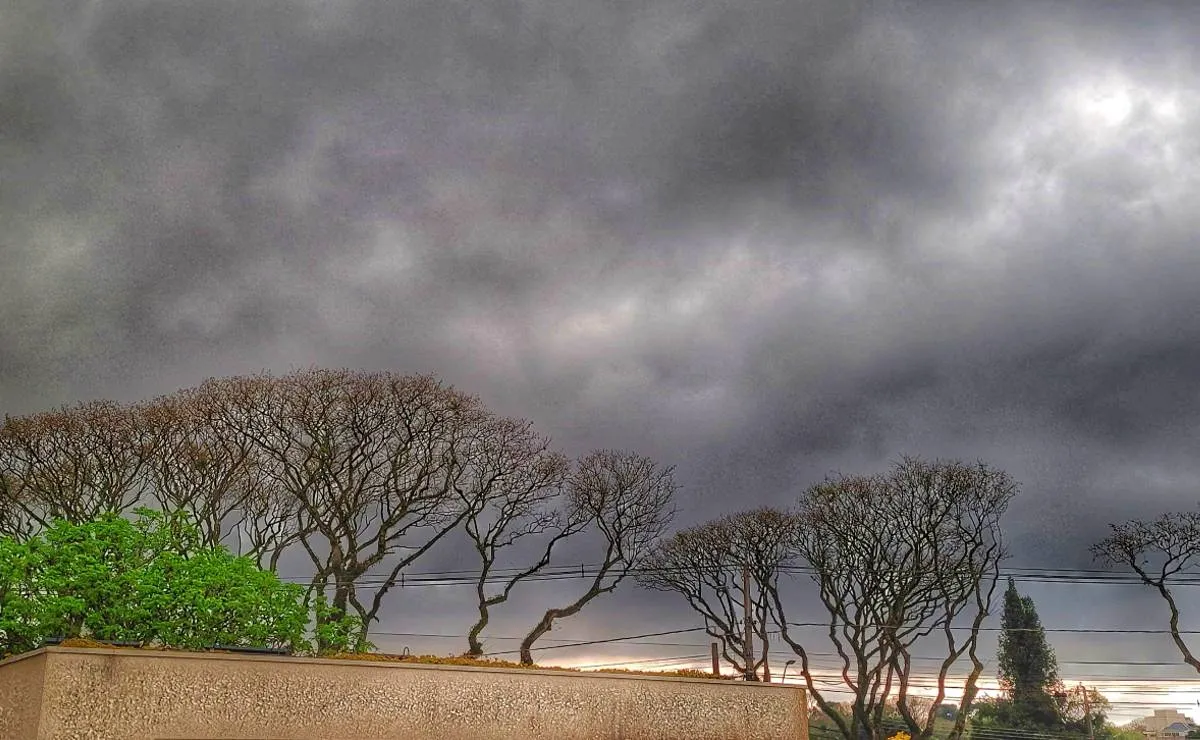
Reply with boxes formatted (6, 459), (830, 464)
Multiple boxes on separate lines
(0, 650), (46, 740)
(0, 647), (808, 740)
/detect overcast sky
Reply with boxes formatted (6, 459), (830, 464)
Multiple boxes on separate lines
(4, 0), (1200, 714)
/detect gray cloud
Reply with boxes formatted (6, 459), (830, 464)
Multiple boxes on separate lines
(5, 0), (1200, 694)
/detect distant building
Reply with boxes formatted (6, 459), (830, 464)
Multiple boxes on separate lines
(1135, 710), (1196, 740)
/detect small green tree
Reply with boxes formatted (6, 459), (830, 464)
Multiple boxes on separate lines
(136, 548), (310, 650)
(973, 579), (1064, 733)
(310, 592), (374, 655)
(0, 510), (309, 656)
(998, 578), (1061, 725)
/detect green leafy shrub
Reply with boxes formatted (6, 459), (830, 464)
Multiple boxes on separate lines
(311, 592), (374, 655)
(0, 509), (307, 657)
(0, 536), (43, 654)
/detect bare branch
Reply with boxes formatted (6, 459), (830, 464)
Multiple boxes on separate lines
(140, 386), (264, 547)
(518, 450), (676, 665)
(1093, 510), (1200, 673)
(0, 400), (160, 527)
(227, 369), (489, 648)
(772, 456), (1014, 740)
(639, 508), (797, 679)
(458, 419), (574, 656)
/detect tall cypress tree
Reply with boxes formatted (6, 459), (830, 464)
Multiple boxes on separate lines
(997, 578), (1061, 727)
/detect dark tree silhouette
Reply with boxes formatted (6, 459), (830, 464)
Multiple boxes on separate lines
(1094, 510), (1200, 673)
(639, 508), (797, 680)
(765, 457), (1016, 740)
(518, 450), (675, 665)
(459, 419), (577, 656)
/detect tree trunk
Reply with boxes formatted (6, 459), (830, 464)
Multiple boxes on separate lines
(467, 602), (489, 657)
(519, 610), (558, 665)
(518, 577), (619, 665)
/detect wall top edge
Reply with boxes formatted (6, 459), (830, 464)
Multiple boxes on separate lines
(16, 646), (802, 690)
(0, 647), (47, 669)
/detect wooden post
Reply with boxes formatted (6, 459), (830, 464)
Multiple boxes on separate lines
(743, 566), (755, 681)
(760, 575), (770, 682)
(711, 642), (720, 677)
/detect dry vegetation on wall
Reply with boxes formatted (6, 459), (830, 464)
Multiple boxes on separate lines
(40, 638), (728, 681)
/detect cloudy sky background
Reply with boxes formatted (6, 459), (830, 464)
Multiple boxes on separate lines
(4, 0), (1200, 719)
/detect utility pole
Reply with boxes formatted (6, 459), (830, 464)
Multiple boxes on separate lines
(1080, 684), (1094, 740)
(760, 575), (770, 682)
(711, 642), (720, 678)
(743, 566), (755, 681)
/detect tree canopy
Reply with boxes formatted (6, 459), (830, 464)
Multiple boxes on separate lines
(1094, 510), (1200, 674)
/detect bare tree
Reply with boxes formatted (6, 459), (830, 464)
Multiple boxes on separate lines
(186, 374), (308, 570)
(0, 444), (37, 539)
(1093, 510), (1200, 673)
(0, 401), (159, 530)
(518, 450), (676, 665)
(0, 369), (590, 653)
(639, 508), (798, 680)
(885, 459), (1010, 740)
(225, 369), (506, 648)
(140, 386), (264, 548)
(237, 476), (306, 571)
(763, 457), (1015, 740)
(459, 417), (577, 656)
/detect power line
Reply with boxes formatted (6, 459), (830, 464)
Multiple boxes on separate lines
(276, 562), (1200, 596)
(965, 723), (1092, 735)
(365, 629), (1200, 682)
(481, 627), (708, 658)
(359, 624), (1200, 698)
(785, 622), (1200, 635)
(369, 624), (1200, 668)
(370, 630), (712, 648)
(280, 561), (1200, 583)
(345, 623), (1200, 715)
(569, 653), (711, 670)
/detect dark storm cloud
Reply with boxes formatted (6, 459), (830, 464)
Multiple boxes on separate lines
(5, 0), (1200, 677)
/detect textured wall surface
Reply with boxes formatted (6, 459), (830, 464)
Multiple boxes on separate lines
(0, 651), (46, 740)
(1, 647), (807, 740)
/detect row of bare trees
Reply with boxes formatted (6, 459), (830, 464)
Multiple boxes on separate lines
(638, 457), (1200, 740)
(639, 457), (1015, 740)
(6, 370), (1200, 740)
(0, 369), (677, 659)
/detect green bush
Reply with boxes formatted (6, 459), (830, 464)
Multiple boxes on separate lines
(0, 510), (308, 657)
(311, 592), (375, 655)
